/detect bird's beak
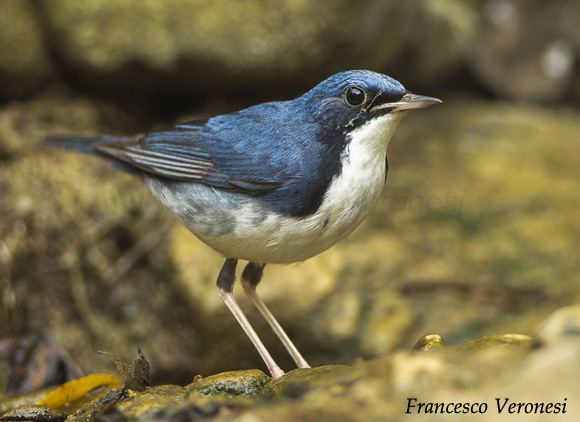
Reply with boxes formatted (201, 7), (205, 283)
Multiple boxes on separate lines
(397, 94), (442, 110)
(371, 94), (442, 113)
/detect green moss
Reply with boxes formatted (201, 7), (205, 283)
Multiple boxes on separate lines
(186, 370), (271, 397)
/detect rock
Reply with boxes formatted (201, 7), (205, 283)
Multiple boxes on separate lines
(0, 1), (54, 99)
(0, 90), (135, 157)
(5, 1), (580, 105)
(2, 320), (579, 422)
(535, 306), (580, 344)
(0, 332), (77, 396)
(384, 100), (580, 343)
(412, 334), (447, 353)
(38, 0), (476, 99)
(471, 0), (580, 102)
(456, 334), (532, 352)
(399, 328), (579, 422)
(0, 93), (200, 384)
(0, 404), (67, 422)
(187, 369), (270, 396)
(392, 0), (480, 88)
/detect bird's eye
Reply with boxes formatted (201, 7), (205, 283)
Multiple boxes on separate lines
(344, 86), (366, 107)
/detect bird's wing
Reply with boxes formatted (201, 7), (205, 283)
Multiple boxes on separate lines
(94, 124), (214, 183)
(94, 112), (300, 195)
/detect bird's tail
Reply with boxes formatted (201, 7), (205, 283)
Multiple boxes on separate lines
(44, 135), (130, 155)
(44, 134), (143, 176)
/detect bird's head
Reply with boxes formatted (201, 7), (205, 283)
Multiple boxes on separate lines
(300, 70), (441, 137)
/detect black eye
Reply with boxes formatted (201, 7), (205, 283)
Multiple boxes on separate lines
(344, 86), (366, 107)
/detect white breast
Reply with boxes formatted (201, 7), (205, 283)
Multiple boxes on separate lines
(149, 113), (405, 264)
(314, 112), (404, 240)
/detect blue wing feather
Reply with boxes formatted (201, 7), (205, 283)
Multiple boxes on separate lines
(94, 102), (316, 198)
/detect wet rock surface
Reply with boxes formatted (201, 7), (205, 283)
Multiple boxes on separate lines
(1, 312), (579, 421)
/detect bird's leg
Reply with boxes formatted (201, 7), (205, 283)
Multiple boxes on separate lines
(216, 258), (285, 379)
(241, 262), (310, 369)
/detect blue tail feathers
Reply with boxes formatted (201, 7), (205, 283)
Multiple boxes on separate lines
(44, 135), (144, 176)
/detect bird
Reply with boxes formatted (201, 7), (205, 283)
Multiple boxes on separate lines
(46, 70), (441, 378)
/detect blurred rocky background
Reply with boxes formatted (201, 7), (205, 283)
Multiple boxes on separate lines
(1, 0), (580, 418)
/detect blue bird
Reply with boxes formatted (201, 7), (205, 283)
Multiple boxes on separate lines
(46, 70), (440, 378)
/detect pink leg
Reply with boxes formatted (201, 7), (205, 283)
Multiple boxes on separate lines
(242, 263), (310, 369)
(216, 259), (285, 379)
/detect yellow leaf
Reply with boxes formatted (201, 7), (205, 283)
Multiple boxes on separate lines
(36, 374), (121, 409)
